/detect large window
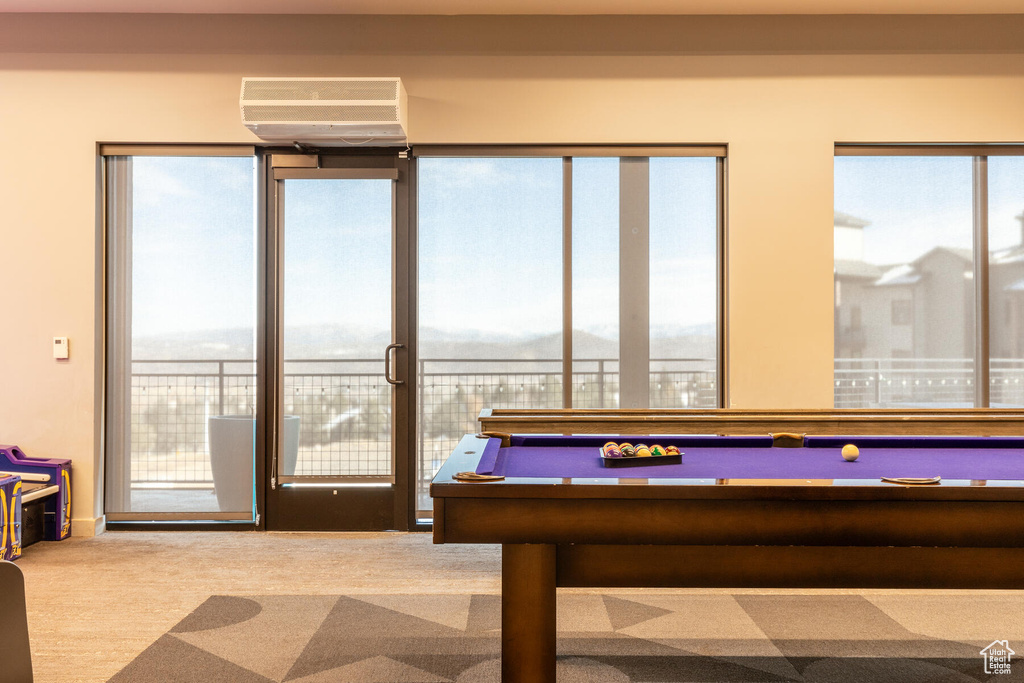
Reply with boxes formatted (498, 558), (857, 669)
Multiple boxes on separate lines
(416, 149), (724, 514)
(104, 149), (258, 520)
(834, 147), (1024, 408)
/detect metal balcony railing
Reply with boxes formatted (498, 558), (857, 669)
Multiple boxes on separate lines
(833, 358), (1024, 408)
(128, 356), (1022, 496)
(127, 357), (716, 487)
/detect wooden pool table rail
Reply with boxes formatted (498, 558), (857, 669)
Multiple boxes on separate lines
(478, 407), (1024, 436)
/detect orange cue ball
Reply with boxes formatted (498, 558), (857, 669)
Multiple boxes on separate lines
(841, 444), (860, 461)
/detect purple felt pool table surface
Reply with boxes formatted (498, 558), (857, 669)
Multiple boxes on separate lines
(475, 434), (1024, 483)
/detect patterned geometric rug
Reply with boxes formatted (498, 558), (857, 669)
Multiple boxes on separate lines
(108, 593), (1023, 682)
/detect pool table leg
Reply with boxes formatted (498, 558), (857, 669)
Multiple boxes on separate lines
(502, 543), (556, 683)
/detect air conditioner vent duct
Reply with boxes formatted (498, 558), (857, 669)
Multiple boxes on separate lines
(240, 77), (407, 146)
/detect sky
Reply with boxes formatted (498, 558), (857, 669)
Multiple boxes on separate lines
(130, 155), (719, 342)
(417, 156), (718, 339)
(129, 154), (1022, 343)
(131, 156), (256, 339)
(283, 178), (392, 336)
(835, 156), (1024, 265)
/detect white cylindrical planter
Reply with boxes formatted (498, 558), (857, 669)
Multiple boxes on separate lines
(208, 415), (255, 513)
(208, 415), (301, 512)
(279, 415), (301, 477)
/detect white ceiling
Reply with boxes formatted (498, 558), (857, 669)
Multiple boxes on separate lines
(0, 0), (1019, 13)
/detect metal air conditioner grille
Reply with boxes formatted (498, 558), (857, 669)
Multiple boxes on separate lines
(242, 79), (398, 102)
(242, 105), (399, 123)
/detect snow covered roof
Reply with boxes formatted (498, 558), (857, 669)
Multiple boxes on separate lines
(875, 263), (921, 286)
(834, 259), (882, 279)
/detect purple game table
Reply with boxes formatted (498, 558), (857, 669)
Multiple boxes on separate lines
(431, 433), (1024, 683)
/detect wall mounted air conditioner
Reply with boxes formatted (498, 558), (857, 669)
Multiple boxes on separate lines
(240, 77), (407, 145)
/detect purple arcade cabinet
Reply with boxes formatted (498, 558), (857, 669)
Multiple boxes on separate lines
(0, 446), (71, 552)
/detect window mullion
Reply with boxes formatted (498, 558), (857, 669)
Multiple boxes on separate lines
(974, 156), (990, 408)
(562, 157), (573, 409)
(717, 156), (727, 409)
(619, 158), (651, 409)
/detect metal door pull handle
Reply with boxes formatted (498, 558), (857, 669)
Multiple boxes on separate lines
(385, 343), (405, 385)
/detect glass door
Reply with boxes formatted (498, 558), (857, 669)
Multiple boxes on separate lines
(265, 155), (410, 530)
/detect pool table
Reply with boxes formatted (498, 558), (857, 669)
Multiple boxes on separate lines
(430, 431), (1024, 683)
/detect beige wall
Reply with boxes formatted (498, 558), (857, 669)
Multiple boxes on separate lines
(1, 14), (1023, 532)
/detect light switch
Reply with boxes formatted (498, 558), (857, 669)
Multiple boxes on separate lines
(53, 337), (69, 360)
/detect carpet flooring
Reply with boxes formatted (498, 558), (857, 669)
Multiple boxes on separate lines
(108, 592), (1023, 682)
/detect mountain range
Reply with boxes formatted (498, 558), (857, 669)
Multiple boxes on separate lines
(132, 324), (716, 361)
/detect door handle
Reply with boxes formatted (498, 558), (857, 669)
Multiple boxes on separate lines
(384, 343), (405, 385)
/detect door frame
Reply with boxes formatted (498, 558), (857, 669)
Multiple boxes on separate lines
(260, 149), (414, 531)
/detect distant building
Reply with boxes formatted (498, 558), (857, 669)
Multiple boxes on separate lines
(990, 211), (1024, 360)
(834, 210), (1024, 363)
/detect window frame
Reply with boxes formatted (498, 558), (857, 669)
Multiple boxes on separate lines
(411, 144), (729, 411)
(101, 144), (263, 525)
(834, 143), (1024, 408)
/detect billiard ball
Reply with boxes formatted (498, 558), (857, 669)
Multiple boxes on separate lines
(664, 445), (680, 455)
(604, 441), (619, 451)
(842, 444), (860, 462)
(604, 448), (622, 458)
(619, 443), (636, 456)
(636, 444), (651, 457)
